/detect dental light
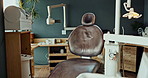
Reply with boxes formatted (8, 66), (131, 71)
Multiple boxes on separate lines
(46, 3), (66, 25)
(122, 0), (142, 19)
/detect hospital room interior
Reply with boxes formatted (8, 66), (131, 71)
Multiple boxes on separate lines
(1, 0), (148, 78)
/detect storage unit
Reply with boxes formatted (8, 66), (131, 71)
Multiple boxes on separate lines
(121, 45), (143, 73)
(48, 44), (103, 71)
(32, 38), (103, 71)
(48, 44), (80, 71)
(5, 32), (31, 78)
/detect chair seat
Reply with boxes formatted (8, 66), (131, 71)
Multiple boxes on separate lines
(48, 58), (103, 78)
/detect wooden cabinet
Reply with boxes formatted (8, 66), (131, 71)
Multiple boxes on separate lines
(121, 46), (137, 72)
(47, 39), (80, 71)
(32, 38), (102, 71)
(49, 46), (81, 70)
(48, 44), (103, 71)
(120, 45), (143, 73)
(48, 45), (68, 70)
(5, 32), (31, 78)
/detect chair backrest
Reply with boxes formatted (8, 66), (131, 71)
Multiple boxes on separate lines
(68, 13), (104, 57)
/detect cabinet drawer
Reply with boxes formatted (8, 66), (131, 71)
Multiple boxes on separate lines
(123, 59), (136, 66)
(121, 46), (137, 72)
(124, 64), (136, 72)
(123, 46), (137, 55)
(121, 45), (143, 73)
(123, 54), (136, 61)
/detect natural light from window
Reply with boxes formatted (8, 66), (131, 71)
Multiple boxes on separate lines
(3, 0), (19, 10)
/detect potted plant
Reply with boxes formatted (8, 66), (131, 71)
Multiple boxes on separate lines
(19, 0), (40, 21)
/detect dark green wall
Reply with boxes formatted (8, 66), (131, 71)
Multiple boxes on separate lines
(144, 0), (148, 25)
(32, 0), (144, 38)
(0, 0), (7, 77)
(34, 47), (48, 65)
(121, 0), (144, 34)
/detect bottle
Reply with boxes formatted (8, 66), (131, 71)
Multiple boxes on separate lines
(60, 49), (64, 53)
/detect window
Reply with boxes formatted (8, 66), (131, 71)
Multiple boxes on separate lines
(3, 0), (19, 10)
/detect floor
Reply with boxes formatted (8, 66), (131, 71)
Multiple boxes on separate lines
(33, 65), (137, 78)
(34, 65), (50, 78)
(121, 71), (137, 78)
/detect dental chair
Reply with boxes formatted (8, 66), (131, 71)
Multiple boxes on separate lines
(48, 13), (104, 78)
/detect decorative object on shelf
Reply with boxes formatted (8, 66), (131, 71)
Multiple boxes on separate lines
(38, 42), (46, 45)
(49, 39), (55, 44)
(138, 28), (143, 36)
(122, 0), (142, 19)
(138, 27), (148, 37)
(45, 39), (55, 45)
(60, 49), (64, 54)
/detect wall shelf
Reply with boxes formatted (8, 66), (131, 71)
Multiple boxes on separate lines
(50, 53), (67, 56)
(49, 60), (66, 63)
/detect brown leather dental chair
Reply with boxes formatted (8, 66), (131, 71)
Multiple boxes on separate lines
(48, 13), (104, 78)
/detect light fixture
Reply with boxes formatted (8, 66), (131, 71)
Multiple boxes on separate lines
(46, 4), (76, 31)
(46, 4), (65, 25)
(122, 0), (142, 19)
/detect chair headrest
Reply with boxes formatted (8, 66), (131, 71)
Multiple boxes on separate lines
(68, 13), (103, 56)
(81, 13), (95, 26)
(68, 25), (104, 57)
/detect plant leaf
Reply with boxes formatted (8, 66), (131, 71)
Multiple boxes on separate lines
(26, 0), (32, 3)
(22, 0), (40, 20)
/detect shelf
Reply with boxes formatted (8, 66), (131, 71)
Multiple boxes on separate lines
(49, 60), (65, 63)
(67, 53), (76, 55)
(50, 67), (55, 70)
(39, 44), (68, 47)
(50, 53), (67, 56)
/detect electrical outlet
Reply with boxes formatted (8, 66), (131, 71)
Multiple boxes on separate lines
(62, 30), (66, 35)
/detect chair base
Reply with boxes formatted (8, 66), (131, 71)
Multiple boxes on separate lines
(48, 58), (104, 78)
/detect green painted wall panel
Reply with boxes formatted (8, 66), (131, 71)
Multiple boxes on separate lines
(34, 47), (49, 65)
(0, 0), (7, 77)
(144, 0), (148, 25)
